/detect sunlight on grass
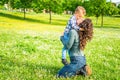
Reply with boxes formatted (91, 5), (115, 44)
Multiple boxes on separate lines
(0, 28), (120, 80)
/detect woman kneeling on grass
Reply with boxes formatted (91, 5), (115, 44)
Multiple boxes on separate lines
(57, 18), (93, 78)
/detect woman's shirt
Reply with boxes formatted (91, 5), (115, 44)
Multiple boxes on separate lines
(61, 29), (84, 57)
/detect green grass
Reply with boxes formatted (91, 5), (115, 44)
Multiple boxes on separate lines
(0, 10), (120, 80)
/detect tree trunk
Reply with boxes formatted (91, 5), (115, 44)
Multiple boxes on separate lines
(101, 13), (103, 27)
(96, 17), (98, 25)
(49, 10), (52, 24)
(24, 7), (26, 19)
(8, 0), (11, 11)
(49, 1), (52, 24)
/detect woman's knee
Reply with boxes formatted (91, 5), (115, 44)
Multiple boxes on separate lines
(57, 71), (76, 78)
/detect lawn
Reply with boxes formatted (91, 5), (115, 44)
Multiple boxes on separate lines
(0, 10), (120, 80)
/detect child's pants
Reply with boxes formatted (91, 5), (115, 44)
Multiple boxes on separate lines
(62, 47), (68, 59)
(62, 32), (69, 59)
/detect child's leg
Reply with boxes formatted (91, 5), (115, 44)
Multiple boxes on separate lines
(62, 47), (69, 65)
(62, 47), (67, 59)
(60, 32), (69, 46)
(63, 32), (69, 41)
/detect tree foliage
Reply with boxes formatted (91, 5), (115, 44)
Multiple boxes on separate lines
(105, 2), (119, 16)
(42, 0), (64, 23)
(118, 4), (120, 15)
(63, 0), (82, 14)
(32, 0), (44, 13)
(89, 0), (118, 26)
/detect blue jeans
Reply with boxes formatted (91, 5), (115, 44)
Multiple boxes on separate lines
(63, 32), (69, 40)
(61, 32), (69, 59)
(62, 47), (68, 59)
(57, 56), (86, 78)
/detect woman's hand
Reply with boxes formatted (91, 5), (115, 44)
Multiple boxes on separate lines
(80, 28), (85, 31)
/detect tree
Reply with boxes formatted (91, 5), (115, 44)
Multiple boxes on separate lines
(13, 0), (32, 19)
(32, 0), (44, 13)
(13, 0), (21, 9)
(82, 1), (93, 16)
(32, 0), (64, 24)
(0, 0), (14, 10)
(42, 0), (64, 24)
(20, 0), (32, 19)
(118, 4), (120, 15)
(0, 0), (8, 5)
(90, 0), (119, 26)
(90, 0), (106, 26)
(63, 0), (82, 14)
(105, 2), (119, 15)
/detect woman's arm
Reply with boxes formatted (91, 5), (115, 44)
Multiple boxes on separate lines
(61, 30), (75, 49)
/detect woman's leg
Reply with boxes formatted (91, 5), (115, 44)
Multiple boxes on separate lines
(70, 56), (86, 72)
(57, 64), (77, 78)
(57, 56), (86, 78)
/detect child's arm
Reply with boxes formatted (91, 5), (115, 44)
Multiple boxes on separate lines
(71, 19), (84, 31)
(70, 18), (80, 30)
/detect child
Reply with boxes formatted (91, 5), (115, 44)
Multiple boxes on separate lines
(61, 6), (86, 65)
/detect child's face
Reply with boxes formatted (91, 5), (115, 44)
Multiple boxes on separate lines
(76, 9), (84, 19)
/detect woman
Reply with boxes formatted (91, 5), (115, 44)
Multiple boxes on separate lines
(57, 18), (93, 78)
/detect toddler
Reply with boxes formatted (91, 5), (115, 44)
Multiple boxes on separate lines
(61, 6), (86, 65)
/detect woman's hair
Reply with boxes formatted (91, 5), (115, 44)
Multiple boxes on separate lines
(75, 6), (86, 15)
(78, 18), (93, 50)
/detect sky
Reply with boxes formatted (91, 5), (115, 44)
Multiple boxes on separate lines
(110, 0), (120, 2)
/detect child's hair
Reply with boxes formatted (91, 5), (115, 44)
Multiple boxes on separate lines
(75, 6), (86, 15)
(78, 18), (93, 50)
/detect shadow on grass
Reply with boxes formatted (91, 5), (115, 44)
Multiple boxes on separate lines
(0, 12), (49, 24)
(0, 12), (65, 26)
(0, 55), (60, 76)
(112, 15), (120, 18)
(52, 18), (68, 22)
(94, 25), (120, 29)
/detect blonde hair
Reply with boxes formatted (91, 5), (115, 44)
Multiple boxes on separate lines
(75, 6), (86, 15)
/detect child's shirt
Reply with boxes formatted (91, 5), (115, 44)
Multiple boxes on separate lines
(64, 15), (80, 34)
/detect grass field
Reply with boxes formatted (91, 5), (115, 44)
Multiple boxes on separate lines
(0, 10), (120, 80)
